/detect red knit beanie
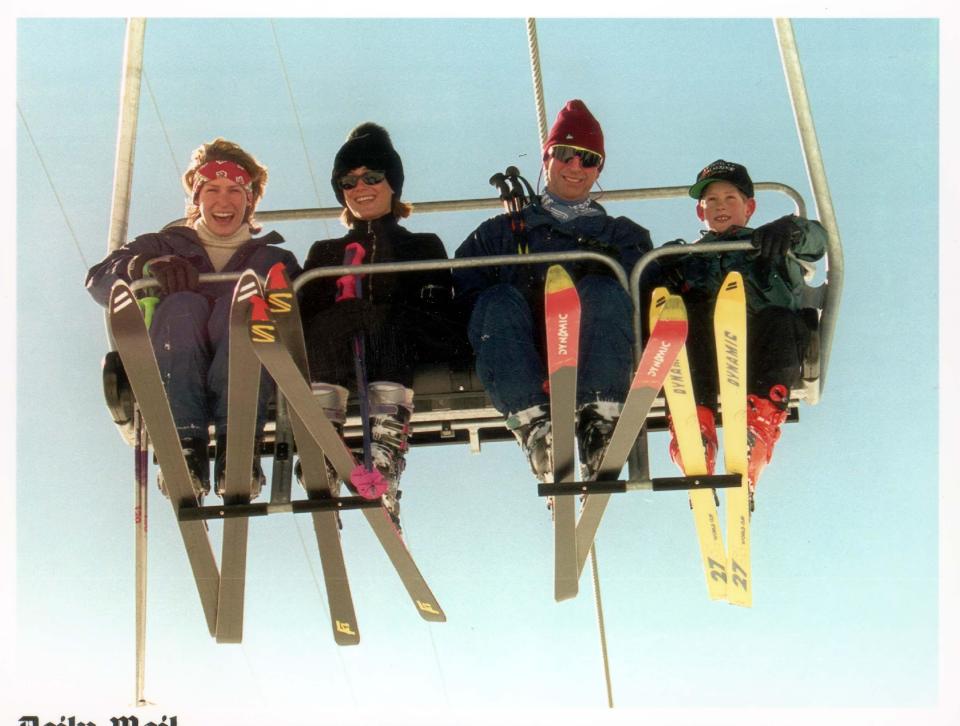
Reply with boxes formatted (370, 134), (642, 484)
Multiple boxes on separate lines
(543, 99), (605, 171)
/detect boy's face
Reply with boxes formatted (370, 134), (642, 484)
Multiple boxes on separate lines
(696, 180), (756, 234)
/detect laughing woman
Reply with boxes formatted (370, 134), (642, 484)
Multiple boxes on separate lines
(298, 123), (466, 528)
(86, 138), (301, 499)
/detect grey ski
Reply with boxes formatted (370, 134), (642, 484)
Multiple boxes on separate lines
(108, 281), (220, 636)
(248, 284), (445, 623)
(264, 264), (360, 644)
(215, 270), (264, 643)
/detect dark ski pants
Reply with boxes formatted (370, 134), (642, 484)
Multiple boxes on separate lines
(682, 299), (811, 407)
(467, 275), (635, 415)
(150, 291), (272, 441)
(304, 307), (416, 389)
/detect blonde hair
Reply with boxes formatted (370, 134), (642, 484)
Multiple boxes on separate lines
(182, 138), (268, 232)
(340, 199), (413, 229)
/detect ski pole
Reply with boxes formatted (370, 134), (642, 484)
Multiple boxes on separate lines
(335, 241), (388, 499)
(492, 168), (529, 252)
(489, 172), (511, 214)
(505, 165), (538, 205)
(504, 166), (526, 211)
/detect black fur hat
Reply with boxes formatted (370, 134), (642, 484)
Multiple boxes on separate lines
(331, 122), (404, 206)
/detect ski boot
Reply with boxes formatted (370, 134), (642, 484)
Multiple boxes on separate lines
(506, 404), (553, 483)
(294, 382), (349, 496)
(158, 435), (210, 503)
(214, 433), (265, 501)
(746, 384), (790, 511)
(368, 381), (415, 532)
(667, 405), (718, 508)
(576, 400), (622, 480)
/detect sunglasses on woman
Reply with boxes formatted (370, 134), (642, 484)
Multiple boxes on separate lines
(338, 170), (387, 190)
(550, 145), (603, 169)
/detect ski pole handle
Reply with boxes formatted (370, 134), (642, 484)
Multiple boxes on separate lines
(335, 242), (367, 302)
(489, 172), (512, 213)
(506, 165), (538, 203)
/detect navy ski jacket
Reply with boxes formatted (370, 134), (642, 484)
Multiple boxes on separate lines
(453, 199), (652, 313)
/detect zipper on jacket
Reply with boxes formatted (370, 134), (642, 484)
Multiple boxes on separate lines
(366, 220), (377, 303)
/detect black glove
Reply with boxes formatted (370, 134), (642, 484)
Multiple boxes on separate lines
(336, 297), (375, 337)
(573, 236), (622, 279)
(656, 258), (687, 292)
(752, 216), (802, 264)
(577, 236), (622, 262)
(138, 255), (200, 295)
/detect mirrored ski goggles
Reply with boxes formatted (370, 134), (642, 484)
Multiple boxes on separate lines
(549, 145), (603, 169)
(337, 170), (387, 190)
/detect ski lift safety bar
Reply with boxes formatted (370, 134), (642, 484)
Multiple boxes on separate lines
(147, 178), (838, 402)
(126, 243), (830, 409)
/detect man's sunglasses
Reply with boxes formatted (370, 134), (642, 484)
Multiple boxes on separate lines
(338, 170), (387, 190)
(550, 145), (603, 169)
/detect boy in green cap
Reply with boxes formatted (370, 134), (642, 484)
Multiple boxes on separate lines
(657, 159), (826, 507)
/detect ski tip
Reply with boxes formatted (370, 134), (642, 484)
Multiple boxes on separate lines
(650, 286), (670, 309)
(266, 262), (289, 290)
(545, 264), (575, 294)
(248, 294), (270, 320)
(233, 268), (263, 302)
(649, 286), (672, 329)
(657, 294), (688, 323)
(415, 599), (446, 622)
(721, 270), (744, 292)
(333, 620), (361, 645)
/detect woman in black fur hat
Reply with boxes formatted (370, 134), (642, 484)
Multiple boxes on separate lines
(298, 122), (466, 529)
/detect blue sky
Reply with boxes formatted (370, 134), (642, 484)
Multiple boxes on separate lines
(7, 10), (958, 726)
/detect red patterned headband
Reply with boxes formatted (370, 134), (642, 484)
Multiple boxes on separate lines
(192, 160), (253, 202)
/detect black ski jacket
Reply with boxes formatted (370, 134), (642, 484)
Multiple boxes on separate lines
(298, 215), (470, 367)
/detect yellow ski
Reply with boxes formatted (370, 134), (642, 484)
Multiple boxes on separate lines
(651, 288), (728, 600)
(714, 272), (751, 607)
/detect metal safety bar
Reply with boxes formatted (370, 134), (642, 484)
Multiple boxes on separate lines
(290, 249), (628, 293)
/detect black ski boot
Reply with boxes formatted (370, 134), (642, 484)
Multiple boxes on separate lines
(576, 401), (622, 480)
(506, 404), (553, 483)
(158, 436), (210, 502)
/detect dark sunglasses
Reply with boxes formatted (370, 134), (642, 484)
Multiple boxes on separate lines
(550, 145), (603, 169)
(337, 170), (387, 190)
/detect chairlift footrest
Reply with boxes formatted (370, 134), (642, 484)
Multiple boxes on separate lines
(537, 473), (741, 497)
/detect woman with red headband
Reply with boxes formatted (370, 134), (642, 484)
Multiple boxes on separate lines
(86, 138), (301, 500)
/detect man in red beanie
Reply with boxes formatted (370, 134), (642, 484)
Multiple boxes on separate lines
(454, 100), (652, 484)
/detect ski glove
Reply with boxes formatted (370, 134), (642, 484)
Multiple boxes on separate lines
(420, 284), (452, 304)
(752, 216), (802, 264)
(142, 255), (200, 295)
(336, 297), (376, 337)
